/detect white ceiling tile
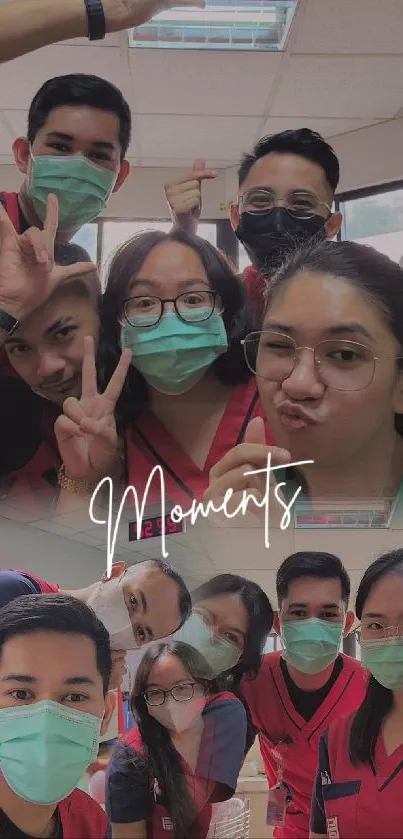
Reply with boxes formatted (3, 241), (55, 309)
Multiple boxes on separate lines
(0, 46), (130, 110)
(260, 116), (382, 140)
(269, 56), (403, 119)
(137, 115), (260, 161)
(29, 520), (76, 538)
(65, 34), (121, 48)
(138, 158), (234, 168)
(294, 0), (403, 54)
(129, 51), (281, 116)
(0, 506), (38, 523)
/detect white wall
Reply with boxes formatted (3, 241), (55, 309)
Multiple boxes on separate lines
(1, 118), (402, 221)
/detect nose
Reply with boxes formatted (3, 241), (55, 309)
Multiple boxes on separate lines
(281, 348), (325, 400)
(36, 351), (66, 379)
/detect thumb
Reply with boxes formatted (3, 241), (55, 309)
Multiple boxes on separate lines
(244, 416), (267, 445)
(193, 158), (206, 172)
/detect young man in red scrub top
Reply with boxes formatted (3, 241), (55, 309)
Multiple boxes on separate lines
(0, 593), (115, 838)
(241, 552), (366, 839)
(164, 130), (342, 317)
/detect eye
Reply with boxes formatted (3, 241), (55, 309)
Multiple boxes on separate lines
(367, 621), (385, 631)
(329, 348), (362, 364)
(89, 153), (111, 163)
(6, 343), (31, 356)
(129, 595), (139, 612)
(135, 626), (147, 645)
(320, 612), (340, 620)
(48, 142), (71, 154)
(222, 631), (240, 646)
(10, 689), (33, 701)
(54, 325), (77, 341)
(289, 610), (306, 619)
(64, 693), (89, 703)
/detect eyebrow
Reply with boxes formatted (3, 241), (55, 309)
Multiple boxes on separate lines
(197, 607), (246, 640)
(45, 131), (116, 151)
(362, 612), (387, 620)
(1, 674), (97, 686)
(263, 321), (374, 341)
(139, 590), (148, 612)
(131, 278), (210, 291)
(288, 602), (340, 609)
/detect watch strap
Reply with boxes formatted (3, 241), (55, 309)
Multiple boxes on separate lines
(0, 309), (19, 336)
(84, 0), (106, 41)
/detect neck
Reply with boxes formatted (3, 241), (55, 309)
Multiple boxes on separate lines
(0, 777), (56, 838)
(284, 657), (336, 691)
(393, 690), (403, 716)
(149, 373), (231, 415)
(18, 185), (74, 241)
(301, 431), (402, 500)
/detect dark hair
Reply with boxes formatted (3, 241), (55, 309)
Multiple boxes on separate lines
(152, 560), (192, 628)
(28, 74), (131, 158)
(191, 573), (273, 685)
(238, 128), (340, 193)
(99, 229), (255, 428)
(276, 551), (350, 605)
(54, 241), (91, 266)
(0, 593), (111, 694)
(264, 238), (403, 435)
(349, 548), (403, 766)
(129, 640), (218, 839)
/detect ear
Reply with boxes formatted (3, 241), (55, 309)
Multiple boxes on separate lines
(229, 202), (239, 232)
(272, 610), (281, 635)
(324, 211), (342, 240)
(100, 690), (117, 737)
(343, 610), (356, 636)
(13, 137), (30, 176)
(100, 561), (127, 583)
(112, 159), (131, 194)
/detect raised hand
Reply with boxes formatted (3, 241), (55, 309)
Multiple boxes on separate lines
(111, 0), (206, 30)
(204, 416), (291, 505)
(54, 336), (132, 483)
(0, 193), (96, 322)
(165, 159), (217, 230)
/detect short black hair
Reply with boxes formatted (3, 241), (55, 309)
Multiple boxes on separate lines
(238, 128), (340, 194)
(54, 241), (91, 266)
(276, 551), (350, 605)
(0, 594), (112, 694)
(28, 74), (131, 158)
(152, 560), (192, 628)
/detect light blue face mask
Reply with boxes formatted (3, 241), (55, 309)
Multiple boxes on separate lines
(360, 637), (403, 690)
(0, 700), (101, 805)
(120, 309), (228, 395)
(281, 618), (344, 675)
(28, 154), (116, 231)
(174, 612), (241, 677)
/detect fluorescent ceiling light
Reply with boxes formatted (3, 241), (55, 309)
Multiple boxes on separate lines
(128, 1), (298, 52)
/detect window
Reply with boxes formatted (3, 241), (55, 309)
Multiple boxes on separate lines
(71, 223), (98, 263)
(101, 220), (217, 268)
(339, 185), (403, 264)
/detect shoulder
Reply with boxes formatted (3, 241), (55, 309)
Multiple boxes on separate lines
(242, 652), (280, 692)
(59, 789), (108, 836)
(203, 691), (247, 727)
(0, 569), (42, 607)
(328, 710), (355, 741)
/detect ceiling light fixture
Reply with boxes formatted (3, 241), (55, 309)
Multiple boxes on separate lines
(128, 1), (298, 52)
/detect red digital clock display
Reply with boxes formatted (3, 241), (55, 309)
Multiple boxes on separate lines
(128, 513), (185, 542)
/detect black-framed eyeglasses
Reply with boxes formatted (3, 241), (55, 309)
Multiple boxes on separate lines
(143, 681), (198, 706)
(122, 290), (223, 328)
(241, 330), (381, 392)
(238, 188), (331, 220)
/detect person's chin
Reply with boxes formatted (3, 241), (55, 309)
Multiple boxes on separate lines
(37, 377), (81, 405)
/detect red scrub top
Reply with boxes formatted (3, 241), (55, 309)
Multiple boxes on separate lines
(241, 652), (366, 839)
(311, 711), (403, 838)
(126, 379), (273, 506)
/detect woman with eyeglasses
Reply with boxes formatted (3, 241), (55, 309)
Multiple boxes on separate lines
(206, 239), (403, 523)
(310, 548), (403, 838)
(105, 640), (247, 839)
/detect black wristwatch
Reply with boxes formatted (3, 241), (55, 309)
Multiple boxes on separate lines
(84, 0), (106, 41)
(0, 309), (19, 336)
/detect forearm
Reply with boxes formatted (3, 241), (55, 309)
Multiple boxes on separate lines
(0, 0), (131, 64)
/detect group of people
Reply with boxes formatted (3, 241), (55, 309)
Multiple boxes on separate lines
(0, 551), (402, 839)
(0, 0), (403, 837)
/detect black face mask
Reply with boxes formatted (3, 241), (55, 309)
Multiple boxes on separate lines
(235, 206), (327, 274)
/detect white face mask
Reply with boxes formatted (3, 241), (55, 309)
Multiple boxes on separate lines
(149, 695), (206, 734)
(87, 574), (136, 650)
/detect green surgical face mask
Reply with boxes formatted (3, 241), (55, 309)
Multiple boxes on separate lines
(360, 637), (403, 690)
(0, 700), (101, 805)
(121, 310), (229, 395)
(28, 154), (116, 231)
(281, 618), (344, 675)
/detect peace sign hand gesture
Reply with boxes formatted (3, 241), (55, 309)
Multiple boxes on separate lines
(54, 336), (132, 483)
(0, 193), (95, 321)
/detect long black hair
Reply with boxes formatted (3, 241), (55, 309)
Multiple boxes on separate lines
(98, 229), (255, 430)
(264, 239), (403, 435)
(127, 640), (217, 839)
(349, 548), (403, 766)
